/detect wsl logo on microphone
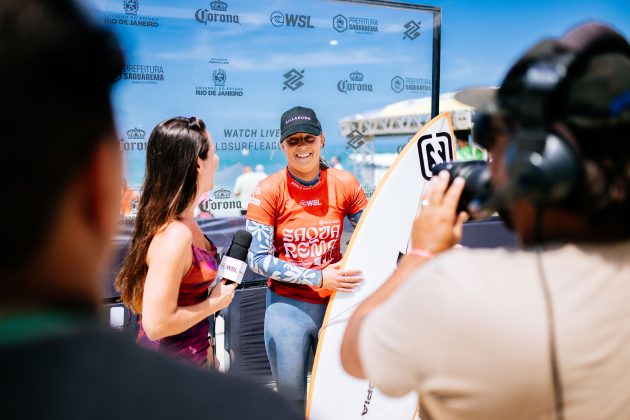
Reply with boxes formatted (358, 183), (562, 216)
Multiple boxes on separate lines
(195, 1), (241, 25)
(337, 71), (374, 94)
(103, 0), (159, 28)
(270, 11), (314, 29)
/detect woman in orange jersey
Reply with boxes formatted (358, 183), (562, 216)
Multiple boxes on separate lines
(246, 106), (367, 410)
(115, 117), (237, 366)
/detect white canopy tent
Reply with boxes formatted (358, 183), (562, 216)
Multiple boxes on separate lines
(337, 91), (475, 138)
(337, 91), (484, 186)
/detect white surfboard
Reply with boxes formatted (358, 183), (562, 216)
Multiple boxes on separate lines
(306, 113), (457, 420)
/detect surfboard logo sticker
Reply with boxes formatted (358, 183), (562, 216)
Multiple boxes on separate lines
(417, 131), (454, 180)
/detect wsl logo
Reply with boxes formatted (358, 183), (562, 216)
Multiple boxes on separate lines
(391, 75), (431, 93)
(195, 0), (241, 25)
(417, 132), (454, 180)
(337, 71), (374, 94)
(103, 0), (158, 28)
(333, 14), (378, 34)
(270, 11), (314, 28)
(299, 199), (322, 207)
(283, 69), (305, 91)
(119, 64), (165, 84)
(196, 66), (244, 97)
(403, 20), (422, 40)
(120, 127), (147, 152)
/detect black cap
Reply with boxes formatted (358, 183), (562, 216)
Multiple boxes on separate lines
(280, 106), (322, 143)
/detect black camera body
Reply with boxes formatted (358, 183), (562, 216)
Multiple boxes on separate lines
(431, 160), (494, 219)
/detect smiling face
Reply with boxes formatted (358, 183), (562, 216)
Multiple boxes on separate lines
(281, 132), (325, 181)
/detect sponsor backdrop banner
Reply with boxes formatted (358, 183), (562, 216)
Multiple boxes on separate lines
(87, 0), (435, 217)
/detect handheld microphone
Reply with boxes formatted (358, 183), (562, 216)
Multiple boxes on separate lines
(217, 230), (252, 285)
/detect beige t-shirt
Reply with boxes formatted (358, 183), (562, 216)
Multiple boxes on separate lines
(360, 241), (630, 420)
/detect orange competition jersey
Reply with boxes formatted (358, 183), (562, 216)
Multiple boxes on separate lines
(246, 168), (367, 304)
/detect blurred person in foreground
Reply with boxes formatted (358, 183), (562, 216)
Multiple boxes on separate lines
(341, 22), (630, 420)
(115, 117), (237, 367)
(0, 1), (300, 419)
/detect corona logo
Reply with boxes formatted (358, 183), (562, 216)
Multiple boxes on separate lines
(126, 128), (146, 140)
(213, 188), (231, 199)
(349, 71), (364, 82)
(210, 0), (227, 11)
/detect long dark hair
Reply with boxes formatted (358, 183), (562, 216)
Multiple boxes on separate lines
(115, 116), (209, 313)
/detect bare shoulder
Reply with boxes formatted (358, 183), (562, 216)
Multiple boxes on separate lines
(147, 220), (193, 261)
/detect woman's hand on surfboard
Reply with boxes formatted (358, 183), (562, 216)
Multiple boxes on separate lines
(321, 263), (364, 292)
(412, 171), (469, 253)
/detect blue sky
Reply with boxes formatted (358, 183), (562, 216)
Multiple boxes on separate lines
(410, 0), (630, 92)
(86, 0), (630, 188)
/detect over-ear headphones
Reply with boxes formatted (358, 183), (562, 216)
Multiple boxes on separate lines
(497, 24), (630, 206)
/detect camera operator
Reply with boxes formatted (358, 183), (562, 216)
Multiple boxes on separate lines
(341, 22), (630, 420)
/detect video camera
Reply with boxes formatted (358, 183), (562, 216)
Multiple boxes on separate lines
(431, 160), (495, 219)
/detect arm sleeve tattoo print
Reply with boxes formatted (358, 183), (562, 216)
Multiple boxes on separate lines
(246, 219), (323, 287)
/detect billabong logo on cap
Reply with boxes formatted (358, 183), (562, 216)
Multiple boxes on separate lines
(285, 115), (312, 125)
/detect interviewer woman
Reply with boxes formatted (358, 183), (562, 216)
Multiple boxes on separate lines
(116, 116), (236, 366)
